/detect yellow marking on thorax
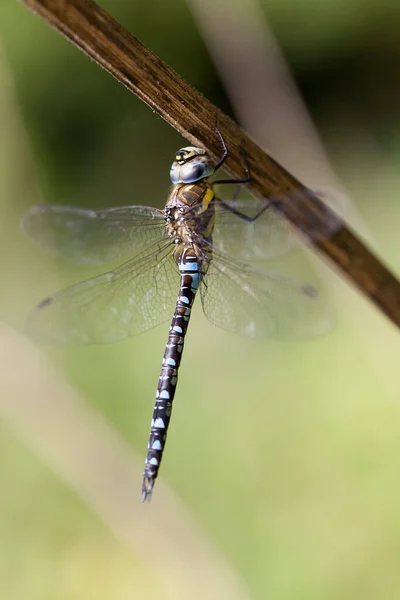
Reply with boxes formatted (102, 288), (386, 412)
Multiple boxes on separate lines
(202, 187), (214, 211)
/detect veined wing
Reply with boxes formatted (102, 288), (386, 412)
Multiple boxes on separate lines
(27, 240), (178, 345)
(200, 250), (333, 339)
(203, 191), (342, 262)
(22, 204), (166, 265)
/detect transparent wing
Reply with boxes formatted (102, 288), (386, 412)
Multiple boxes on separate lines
(22, 204), (166, 265)
(200, 251), (333, 339)
(205, 190), (342, 262)
(27, 240), (178, 345)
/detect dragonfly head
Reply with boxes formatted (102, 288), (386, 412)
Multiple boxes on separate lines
(170, 147), (215, 184)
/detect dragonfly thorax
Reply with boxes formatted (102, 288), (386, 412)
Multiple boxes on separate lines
(164, 206), (193, 247)
(170, 146), (215, 184)
(164, 182), (216, 261)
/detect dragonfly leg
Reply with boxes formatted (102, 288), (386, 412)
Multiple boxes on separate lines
(213, 125), (269, 222)
(232, 183), (244, 202)
(213, 122), (228, 172)
(213, 120), (251, 185)
(218, 197), (271, 223)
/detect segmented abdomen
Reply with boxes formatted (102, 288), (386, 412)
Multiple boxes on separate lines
(142, 248), (200, 501)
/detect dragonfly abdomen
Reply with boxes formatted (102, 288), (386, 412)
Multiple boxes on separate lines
(142, 249), (200, 502)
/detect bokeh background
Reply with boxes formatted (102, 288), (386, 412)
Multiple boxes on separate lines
(1, 1), (400, 599)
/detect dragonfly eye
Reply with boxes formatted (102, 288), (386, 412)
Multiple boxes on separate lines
(170, 148), (215, 184)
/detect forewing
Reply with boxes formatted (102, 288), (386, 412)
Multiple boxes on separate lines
(27, 241), (178, 345)
(200, 252), (333, 339)
(22, 204), (166, 265)
(207, 191), (341, 262)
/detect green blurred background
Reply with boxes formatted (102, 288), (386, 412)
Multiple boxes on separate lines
(1, 1), (400, 599)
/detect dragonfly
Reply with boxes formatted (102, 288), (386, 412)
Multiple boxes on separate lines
(22, 130), (336, 501)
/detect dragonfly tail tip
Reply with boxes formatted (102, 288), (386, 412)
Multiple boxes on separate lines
(141, 477), (154, 503)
